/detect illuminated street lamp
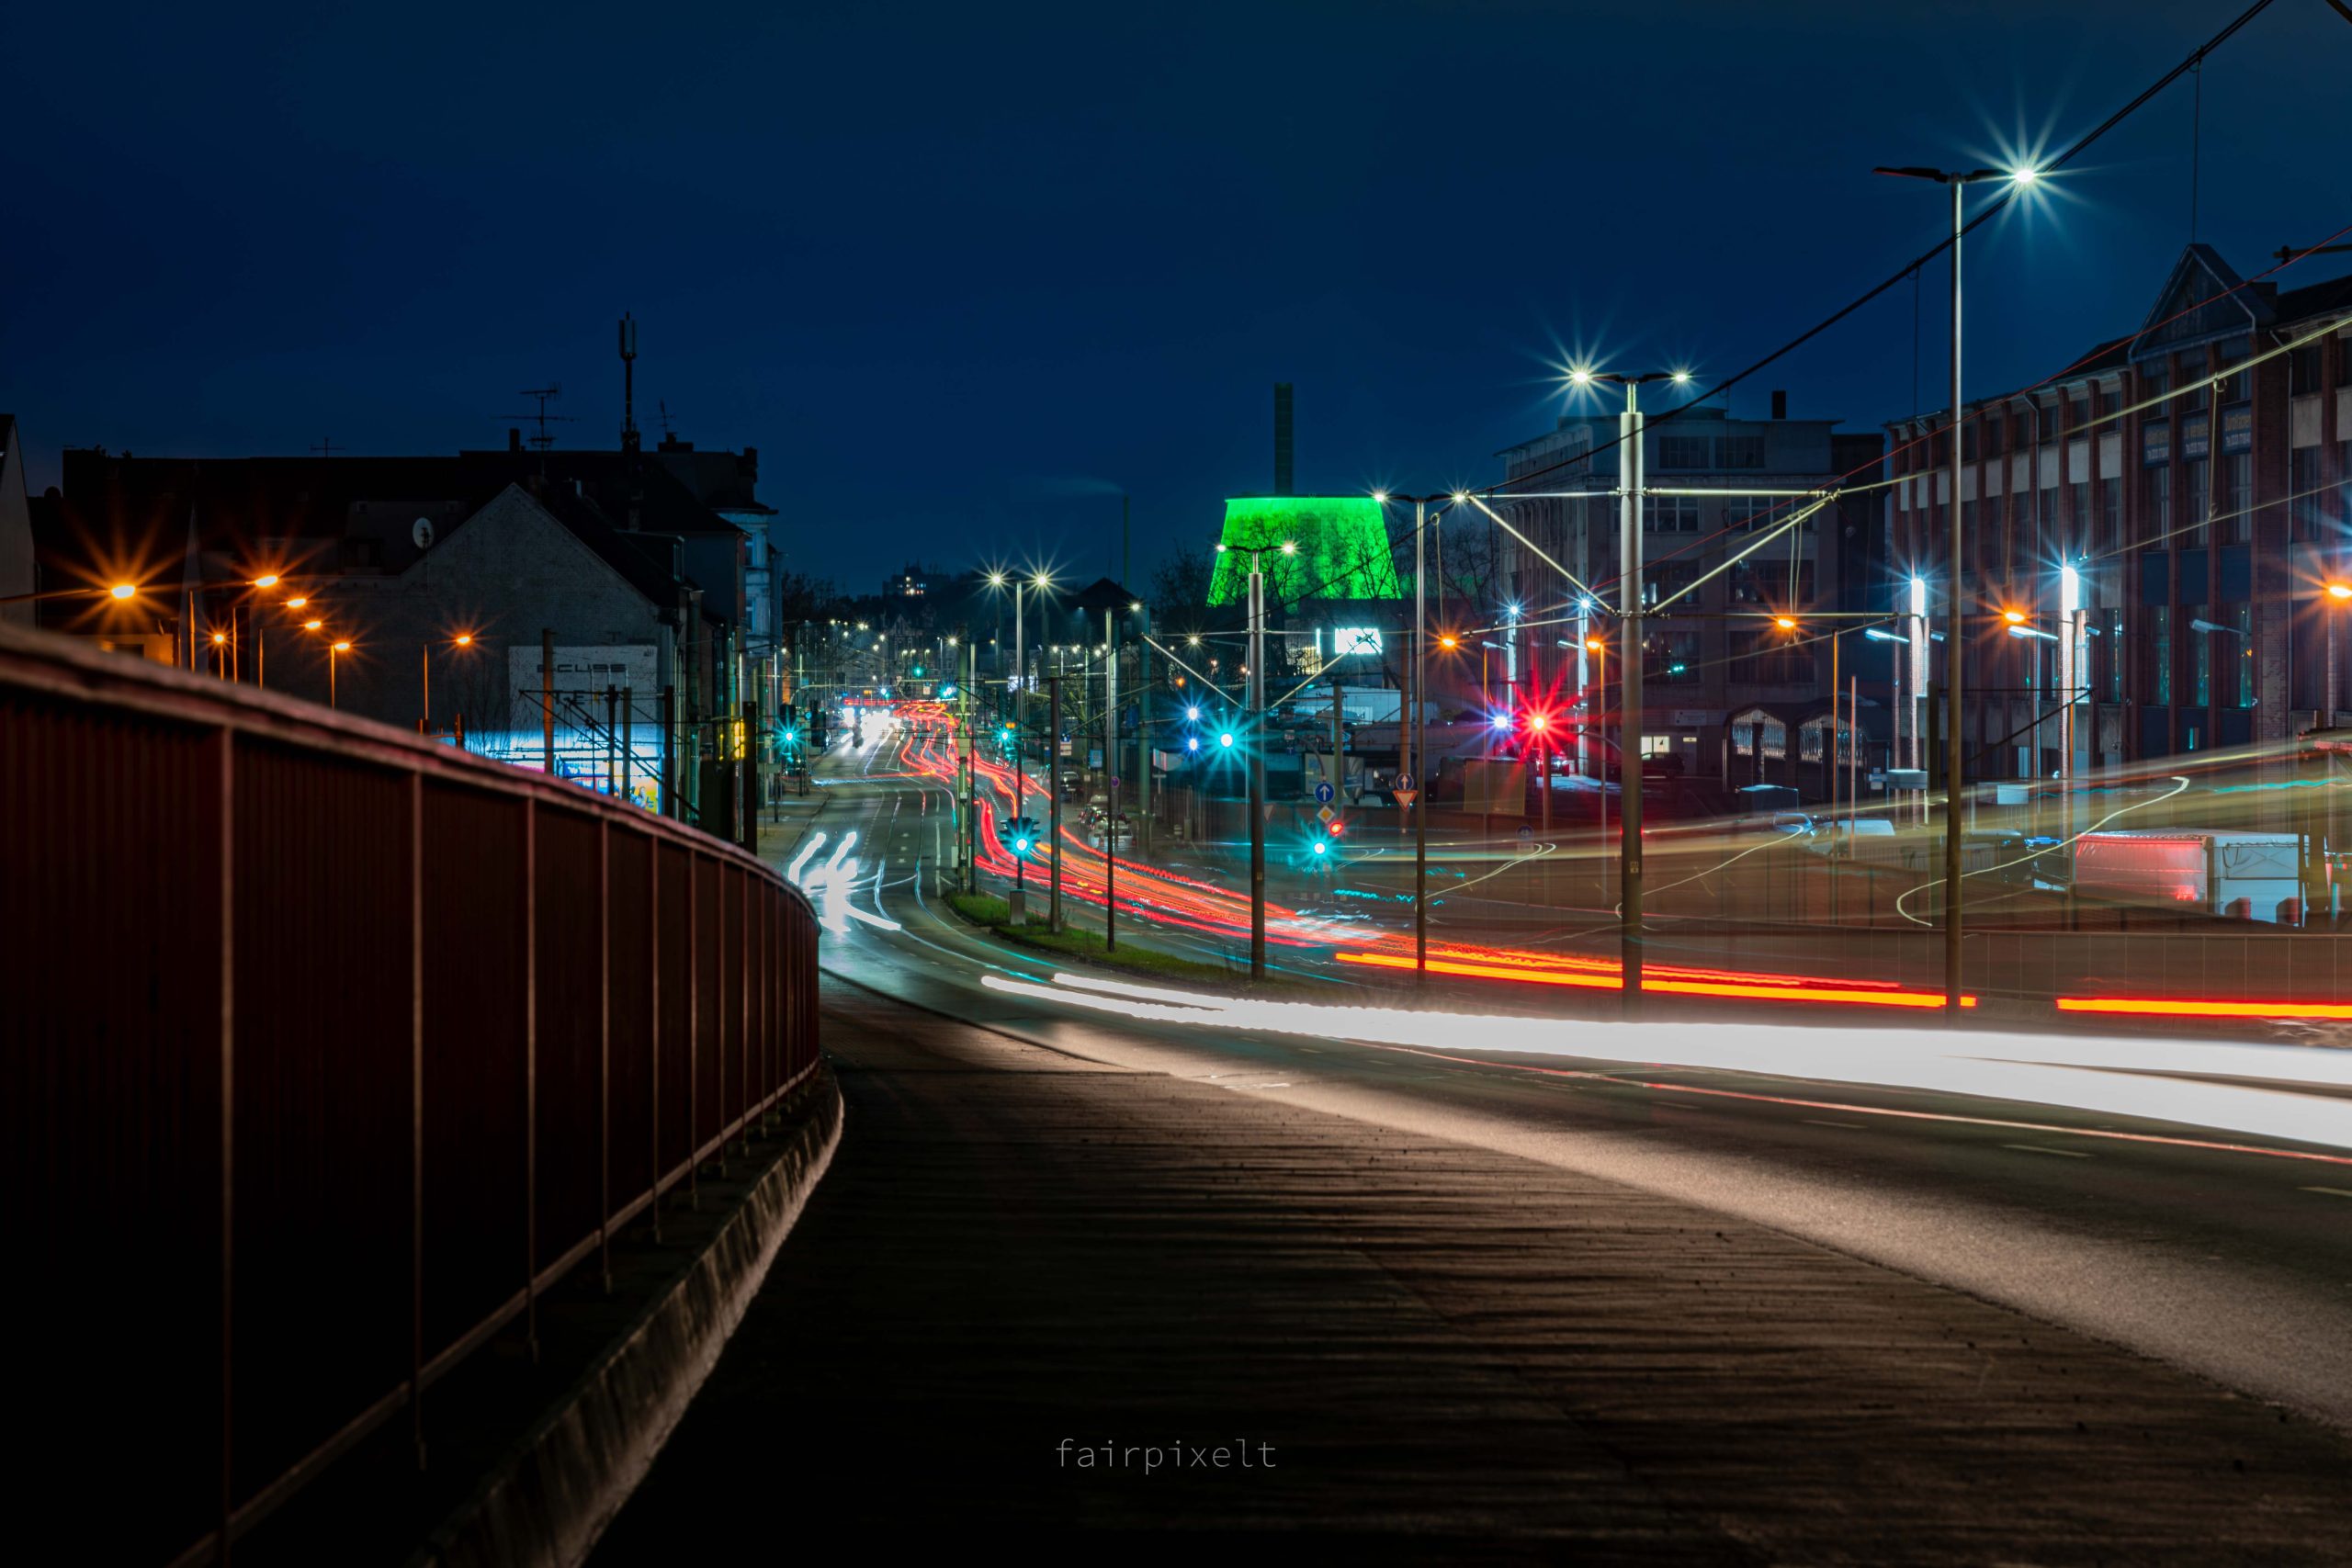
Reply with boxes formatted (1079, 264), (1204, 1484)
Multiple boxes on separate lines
(1874, 160), (2040, 1018)
(330, 639), (353, 709)
(1565, 365), (1697, 1012)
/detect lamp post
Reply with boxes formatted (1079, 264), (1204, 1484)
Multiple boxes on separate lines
(1567, 366), (1693, 1013)
(1875, 160), (2038, 1017)
(330, 638), (352, 709)
(1217, 536), (1295, 979)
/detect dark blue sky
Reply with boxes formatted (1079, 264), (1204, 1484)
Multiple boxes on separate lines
(6, 2), (2347, 592)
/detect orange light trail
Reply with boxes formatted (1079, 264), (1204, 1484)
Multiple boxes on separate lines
(1338, 951), (1973, 1009)
(2058, 996), (2352, 1021)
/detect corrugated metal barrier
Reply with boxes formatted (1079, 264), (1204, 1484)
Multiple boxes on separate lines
(0, 626), (820, 1565)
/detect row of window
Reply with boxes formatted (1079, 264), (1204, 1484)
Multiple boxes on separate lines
(1905, 440), (2352, 553)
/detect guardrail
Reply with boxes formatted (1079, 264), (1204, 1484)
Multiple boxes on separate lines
(0, 625), (819, 1565)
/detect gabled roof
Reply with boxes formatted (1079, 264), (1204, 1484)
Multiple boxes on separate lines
(2132, 243), (2277, 359)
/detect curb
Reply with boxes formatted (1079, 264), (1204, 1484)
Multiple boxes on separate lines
(411, 1067), (844, 1568)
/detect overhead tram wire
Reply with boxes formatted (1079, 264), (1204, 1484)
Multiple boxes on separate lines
(1468, 0), (2286, 511)
(1571, 215), (2350, 607)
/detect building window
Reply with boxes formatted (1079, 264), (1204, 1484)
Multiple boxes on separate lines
(2188, 604), (2211, 708)
(2069, 482), (2090, 556)
(2140, 365), (2169, 407)
(1647, 629), (1701, 683)
(2183, 457), (2210, 547)
(1657, 434), (1712, 469)
(2100, 477), (2122, 555)
(1642, 561), (1701, 608)
(2292, 447), (2325, 540)
(2290, 344), (2325, 396)
(2150, 605), (2172, 705)
(2233, 603), (2254, 707)
(2147, 466), (2171, 543)
(1643, 493), (1701, 531)
(2221, 453), (2252, 543)
(2104, 608), (2124, 703)
(2069, 392), (2091, 429)
(2099, 385), (2122, 418)
(1718, 435), (1765, 469)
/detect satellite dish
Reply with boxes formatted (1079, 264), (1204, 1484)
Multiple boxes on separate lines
(412, 517), (435, 550)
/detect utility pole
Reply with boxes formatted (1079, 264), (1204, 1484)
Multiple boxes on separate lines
(1248, 549), (1268, 979)
(1878, 161), (2041, 1013)
(1048, 674), (1063, 932)
(1617, 383), (1645, 1014)
(1104, 607), (1119, 952)
(1413, 499), (1429, 977)
(541, 628), (557, 778)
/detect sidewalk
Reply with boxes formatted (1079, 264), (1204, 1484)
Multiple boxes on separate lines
(591, 980), (2352, 1558)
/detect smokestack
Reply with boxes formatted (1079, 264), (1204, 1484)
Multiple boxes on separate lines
(1273, 382), (1294, 496)
(1770, 389), (1788, 420)
(509, 427), (523, 453)
(619, 313), (640, 453)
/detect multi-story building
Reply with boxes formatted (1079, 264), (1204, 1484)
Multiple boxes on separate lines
(1495, 398), (1883, 781)
(1885, 244), (2352, 781)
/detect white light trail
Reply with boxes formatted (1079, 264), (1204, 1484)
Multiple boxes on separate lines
(976, 972), (2352, 1153)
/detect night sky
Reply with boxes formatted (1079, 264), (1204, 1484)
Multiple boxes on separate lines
(7, 2), (2347, 594)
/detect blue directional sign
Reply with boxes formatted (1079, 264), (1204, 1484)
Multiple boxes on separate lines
(1314, 781), (1335, 805)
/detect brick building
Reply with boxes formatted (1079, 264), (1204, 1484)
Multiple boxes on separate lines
(1885, 245), (2352, 780)
(1495, 400), (1883, 782)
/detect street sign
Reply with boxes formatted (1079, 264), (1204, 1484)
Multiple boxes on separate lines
(1394, 772), (1415, 792)
(1317, 805), (1336, 823)
(1393, 789), (1419, 807)
(1517, 824), (1532, 842)
(1314, 781), (1335, 805)
(1110, 775), (1121, 788)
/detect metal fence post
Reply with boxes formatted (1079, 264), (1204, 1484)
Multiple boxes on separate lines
(686, 852), (698, 1211)
(408, 772), (426, 1470)
(523, 796), (539, 1360)
(214, 725), (236, 1562)
(649, 834), (662, 1245)
(598, 818), (612, 1293)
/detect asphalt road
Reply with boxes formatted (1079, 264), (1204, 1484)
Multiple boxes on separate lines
(788, 725), (2352, 1431)
(591, 746), (2352, 1552)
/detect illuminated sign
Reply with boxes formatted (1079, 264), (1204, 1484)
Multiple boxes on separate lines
(1328, 626), (1384, 658)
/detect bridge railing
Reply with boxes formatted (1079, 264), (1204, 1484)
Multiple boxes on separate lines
(0, 625), (819, 1566)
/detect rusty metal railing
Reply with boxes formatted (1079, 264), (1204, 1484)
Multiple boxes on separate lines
(0, 625), (819, 1565)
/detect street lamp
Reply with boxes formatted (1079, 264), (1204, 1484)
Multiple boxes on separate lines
(330, 639), (352, 709)
(1215, 536), (1296, 978)
(1875, 160), (2038, 1018)
(1565, 365), (1694, 1012)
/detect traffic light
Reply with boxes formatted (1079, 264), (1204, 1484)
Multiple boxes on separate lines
(1000, 815), (1043, 859)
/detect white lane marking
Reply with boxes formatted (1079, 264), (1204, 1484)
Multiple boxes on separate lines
(1804, 1119), (1867, 1129)
(2004, 1143), (2092, 1158)
(2302, 1186), (2352, 1200)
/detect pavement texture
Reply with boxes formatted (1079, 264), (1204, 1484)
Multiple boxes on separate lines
(592, 979), (2352, 1562)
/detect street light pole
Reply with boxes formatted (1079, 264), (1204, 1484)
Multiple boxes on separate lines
(1617, 381), (1645, 1012)
(1413, 498), (1428, 977)
(1878, 161), (2037, 1016)
(1248, 548), (1267, 980)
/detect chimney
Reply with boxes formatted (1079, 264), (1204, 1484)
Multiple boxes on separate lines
(1770, 389), (1788, 420)
(509, 427), (524, 453)
(1272, 382), (1294, 496)
(741, 446), (759, 485)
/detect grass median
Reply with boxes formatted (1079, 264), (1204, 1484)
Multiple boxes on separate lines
(946, 892), (1256, 986)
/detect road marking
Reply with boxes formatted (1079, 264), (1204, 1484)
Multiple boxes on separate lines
(2003, 1144), (2091, 1158)
(2301, 1186), (2352, 1200)
(1803, 1119), (1867, 1129)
